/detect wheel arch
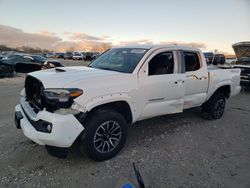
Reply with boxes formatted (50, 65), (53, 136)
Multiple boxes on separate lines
(86, 100), (133, 124)
(207, 84), (231, 101)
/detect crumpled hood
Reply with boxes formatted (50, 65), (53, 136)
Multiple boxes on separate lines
(28, 66), (125, 88)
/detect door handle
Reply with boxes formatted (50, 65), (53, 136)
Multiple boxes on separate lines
(174, 80), (185, 84)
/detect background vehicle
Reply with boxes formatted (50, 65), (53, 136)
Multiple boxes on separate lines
(15, 45), (241, 160)
(0, 61), (14, 77)
(203, 52), (214, 64)
(203, 52), (225, 65)
(91, 52), (100, 61)
(46, 52), (55, 58)
(232, 41), (250, 87)
(42, 60), (63, 69)
(63, 52), (73, 59)
(84, 52), (95, 61)
(213, 54), (225, 65)
(225, 57), (237, 64)
(0, 54), (5, 59)
(72, 52), (85, 60)
(55, 53), (64, 59)
(0, 54), (62, 73)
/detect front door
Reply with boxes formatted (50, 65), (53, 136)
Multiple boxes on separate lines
(138, 50), (186, 120)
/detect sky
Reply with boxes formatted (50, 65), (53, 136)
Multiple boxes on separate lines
(0, 0), (249, 53)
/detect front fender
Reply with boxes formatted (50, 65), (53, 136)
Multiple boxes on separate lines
(84, 93), (133, 111)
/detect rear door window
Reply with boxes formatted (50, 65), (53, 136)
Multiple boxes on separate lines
(183, 52), (200, 72)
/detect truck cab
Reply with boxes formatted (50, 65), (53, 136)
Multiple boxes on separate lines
(136, 48), (209, 120)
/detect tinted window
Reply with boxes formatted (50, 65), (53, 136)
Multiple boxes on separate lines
(148, 52), (174, 75)
(7, 55), (21, 59)
(23, 57), (32, 62)
(30, 55), (47, 62)
(184, 52), (200, 72)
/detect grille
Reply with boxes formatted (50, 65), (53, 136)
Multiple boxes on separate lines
(25, 76), (45, 111)
(241, 68), (250, 76)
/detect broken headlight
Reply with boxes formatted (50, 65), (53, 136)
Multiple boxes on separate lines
(43, 88), (83, 110)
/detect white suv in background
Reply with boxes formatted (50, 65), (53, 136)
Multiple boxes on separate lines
(72, 52), (85, 60)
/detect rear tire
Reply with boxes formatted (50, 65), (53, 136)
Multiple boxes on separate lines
(79, 109), (128, 161)
(202, 92), (226, 120)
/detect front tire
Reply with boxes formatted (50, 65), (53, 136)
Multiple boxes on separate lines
(202, 92), (226, 120)
(80, 109), (128, 161)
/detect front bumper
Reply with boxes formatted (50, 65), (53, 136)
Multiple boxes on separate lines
(15, 97), (84, 147)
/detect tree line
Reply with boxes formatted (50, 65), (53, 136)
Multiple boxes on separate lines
(0, 45), (51, 53)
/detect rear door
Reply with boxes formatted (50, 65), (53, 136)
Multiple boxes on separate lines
(138, 50), (186, 120)
(182, 51), (209, 108)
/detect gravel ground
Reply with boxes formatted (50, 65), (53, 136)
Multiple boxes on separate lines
(0, 60), (250, 188)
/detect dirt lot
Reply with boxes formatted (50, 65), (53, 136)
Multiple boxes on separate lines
(0, 60), (250, 188)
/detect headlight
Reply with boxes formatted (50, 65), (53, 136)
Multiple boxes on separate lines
(43, 88), (83, 102)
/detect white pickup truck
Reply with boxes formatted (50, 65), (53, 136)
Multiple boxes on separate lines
(15, 45), (241, 160)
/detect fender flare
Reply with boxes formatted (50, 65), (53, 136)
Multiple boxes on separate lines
(83, 92), (134, 117)
(206, 81), (231, 101)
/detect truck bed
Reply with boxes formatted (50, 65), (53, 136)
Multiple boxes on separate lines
(207, 65), (241, 99)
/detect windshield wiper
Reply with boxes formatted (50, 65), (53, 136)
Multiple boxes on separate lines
(99, 67), (113, 71)
(91, 66), (127, 73)
(92, 67), (114, 71)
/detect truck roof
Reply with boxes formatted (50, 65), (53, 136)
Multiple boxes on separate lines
(113, 45), (201, 51)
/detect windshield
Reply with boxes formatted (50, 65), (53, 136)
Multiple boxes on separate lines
(89, 48), (147, 73)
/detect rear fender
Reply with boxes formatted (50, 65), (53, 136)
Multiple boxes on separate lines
(206, 81), (231, 101)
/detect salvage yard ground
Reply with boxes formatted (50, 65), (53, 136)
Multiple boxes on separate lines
(0, 60), (250, 188)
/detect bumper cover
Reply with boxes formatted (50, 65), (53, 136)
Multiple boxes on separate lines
(15, 97), (84, 148)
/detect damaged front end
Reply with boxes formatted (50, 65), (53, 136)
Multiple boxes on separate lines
(24, 75), (88, 125)
(24, 75), (83, 113)
(14, 75), (86, 149)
